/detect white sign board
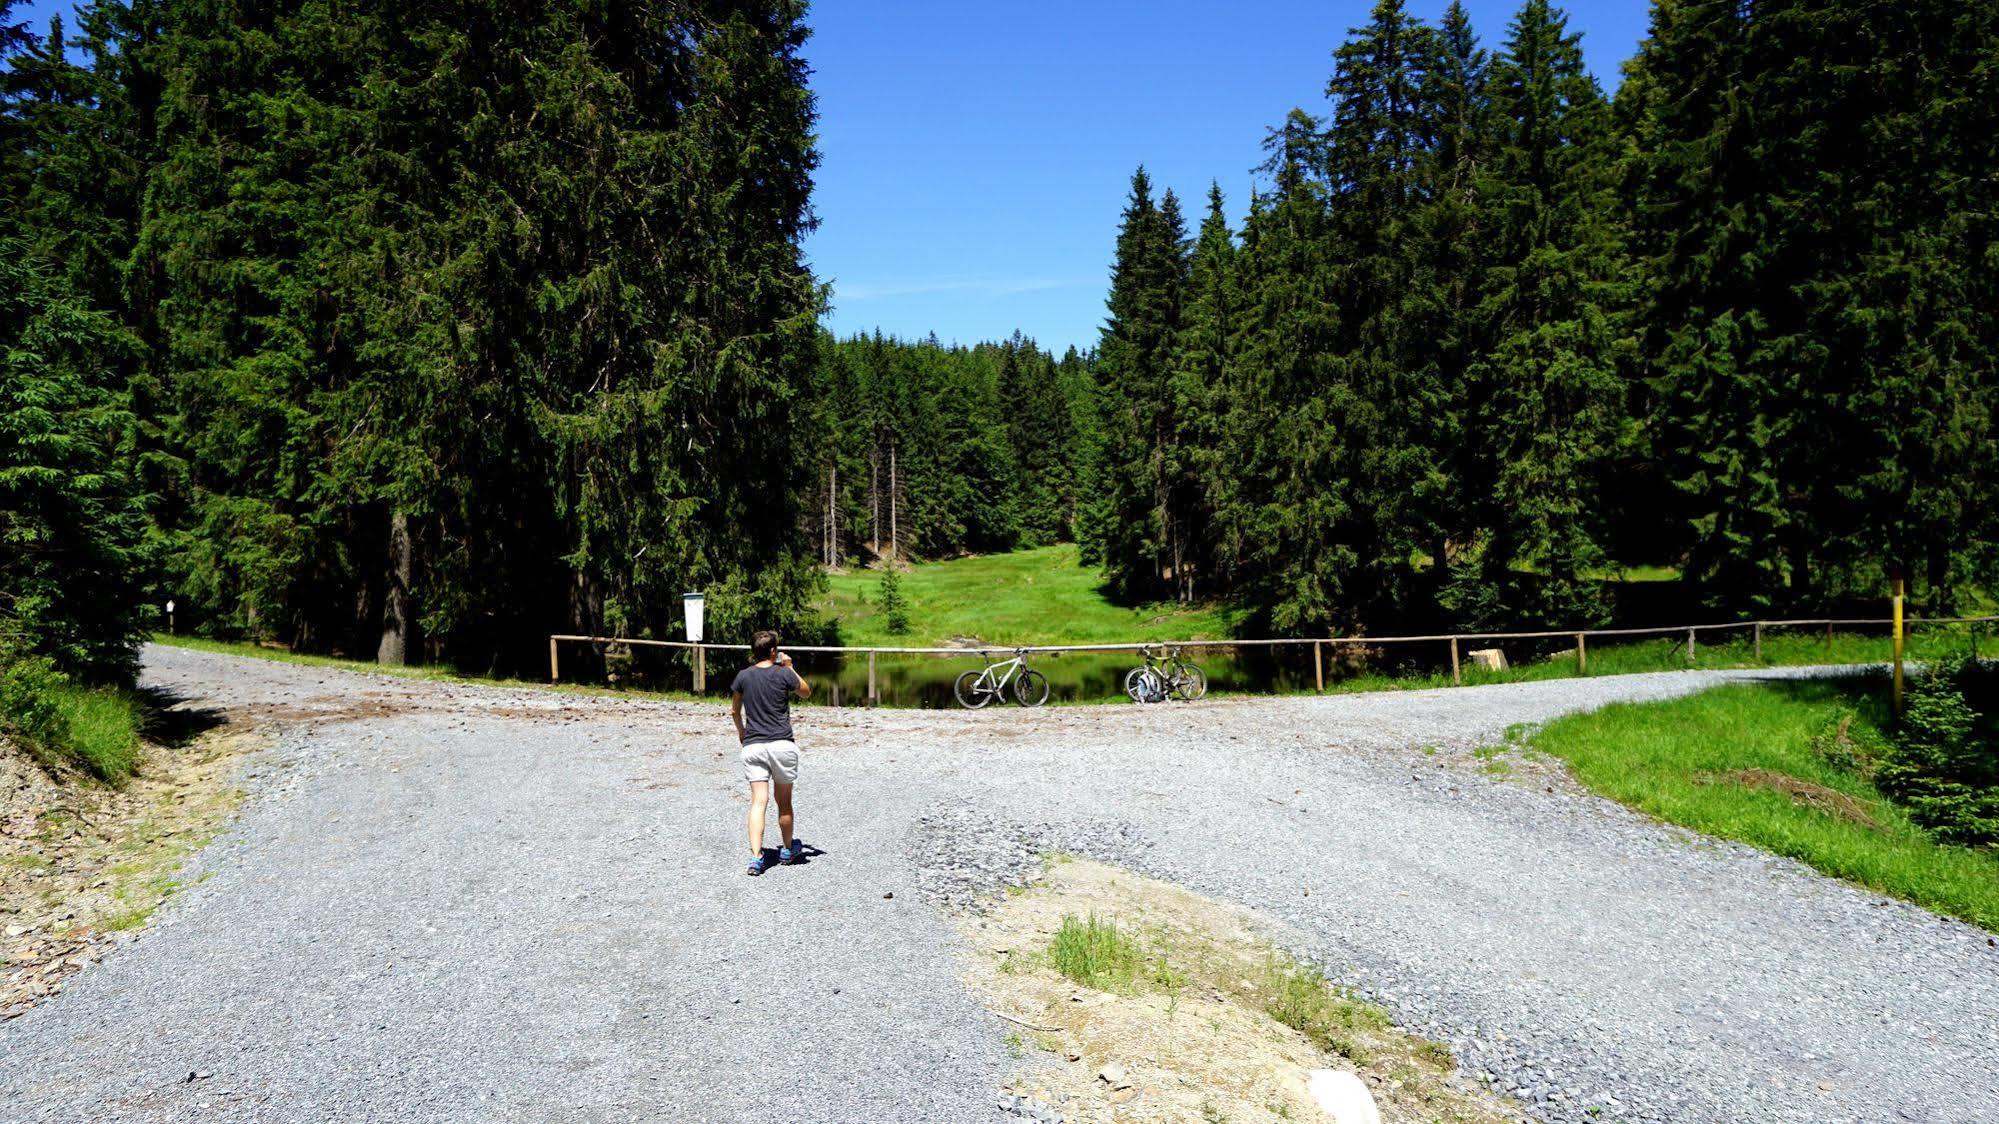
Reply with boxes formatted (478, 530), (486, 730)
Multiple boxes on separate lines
(683, 592), (705, 643)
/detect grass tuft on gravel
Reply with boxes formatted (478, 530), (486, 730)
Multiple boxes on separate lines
(1527, 677), (1999, 931)
(1048, 912), (1146, 990)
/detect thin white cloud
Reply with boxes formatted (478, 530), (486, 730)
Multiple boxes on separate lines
(834, 275), (1084, 301)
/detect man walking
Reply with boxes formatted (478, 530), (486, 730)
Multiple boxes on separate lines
(730, 629), (812, 876)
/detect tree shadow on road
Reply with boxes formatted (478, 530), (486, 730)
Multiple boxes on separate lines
(135, 686), (230, 748)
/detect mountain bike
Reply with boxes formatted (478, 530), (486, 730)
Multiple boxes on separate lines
(1124, 644), (1206, 703)
(954, 648), (1050, 709)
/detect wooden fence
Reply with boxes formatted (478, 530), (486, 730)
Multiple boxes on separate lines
(550, 613), (1998, 704)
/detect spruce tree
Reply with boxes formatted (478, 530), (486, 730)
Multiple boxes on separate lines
(1463, 0), (1627, 626)
(1163, 184), (1238, 602)
(1089, 167), (1186, 602)
(0, 246), (149, 684)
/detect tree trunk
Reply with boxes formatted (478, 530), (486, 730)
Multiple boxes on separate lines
(377, 509), (413, 666)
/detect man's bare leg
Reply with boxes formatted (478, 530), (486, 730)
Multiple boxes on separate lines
(773, 783), (796, 850)
(747, 779), (769, 856)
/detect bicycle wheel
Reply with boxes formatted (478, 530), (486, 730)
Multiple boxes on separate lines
(1124, 667), (1165, 703)
(1172, 663), (1207, 701)
(954, 670), (994, 709)
(1013, 669), (1050, 707)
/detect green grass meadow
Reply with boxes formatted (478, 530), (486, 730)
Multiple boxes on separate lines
(1525, 678), (1999, 931)
(820, 544), (1241, 647)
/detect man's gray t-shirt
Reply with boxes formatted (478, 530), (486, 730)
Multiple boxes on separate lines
(730, 663), (798, 744)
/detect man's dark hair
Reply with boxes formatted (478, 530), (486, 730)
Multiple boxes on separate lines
(752, 630), (780, 661)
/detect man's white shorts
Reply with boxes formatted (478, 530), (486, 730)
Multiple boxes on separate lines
(741, 739), (800, 785)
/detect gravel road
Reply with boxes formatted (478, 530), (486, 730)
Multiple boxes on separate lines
(3, 646), (1995, 1124)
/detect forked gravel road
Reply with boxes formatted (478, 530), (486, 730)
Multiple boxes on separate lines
(3, 646), (1994, 1123)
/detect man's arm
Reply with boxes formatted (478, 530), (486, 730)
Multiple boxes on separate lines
(730, 690), (746, 743)
(779, 653), (812, 699)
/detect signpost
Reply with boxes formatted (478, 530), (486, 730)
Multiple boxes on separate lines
(165, 599), (176, 635)
(1891, 571), (1906, 716)
(685, 592), (706, 693)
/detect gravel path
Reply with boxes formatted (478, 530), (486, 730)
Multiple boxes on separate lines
(3, 647), (1995, 1123)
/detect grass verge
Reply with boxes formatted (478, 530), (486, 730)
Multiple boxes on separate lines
(1524, 677), (1999, 931)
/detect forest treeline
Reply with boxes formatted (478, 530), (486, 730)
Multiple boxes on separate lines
(3, 0), (826, 681)
(3, 0), (1998, 691)
(1087, 0), (1999, 636)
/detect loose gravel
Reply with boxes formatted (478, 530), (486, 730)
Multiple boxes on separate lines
(3, 647), (1994, 1123)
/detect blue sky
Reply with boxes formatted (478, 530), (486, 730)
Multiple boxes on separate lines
(11, 0), (1653, 352)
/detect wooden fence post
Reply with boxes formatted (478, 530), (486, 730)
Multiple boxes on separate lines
(1576, 632), (1586, 676)
(1314, 641), (1325, 692)
(694, 645), (706, 694)
(1753, 622), (1763, 663)
(1687, 628), (1697, 666)
(1449, 637), (1461, 686)
(867, 651), (878, 706)
(549, 636), (560, 683)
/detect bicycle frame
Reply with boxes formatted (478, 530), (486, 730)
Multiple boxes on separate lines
(974, 650), (1027, 695)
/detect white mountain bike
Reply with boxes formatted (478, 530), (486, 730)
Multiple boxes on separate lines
(954, 648), (1050, 709)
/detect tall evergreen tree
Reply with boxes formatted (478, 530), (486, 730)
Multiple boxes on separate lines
(1163, 183), (1238, 602)
(1460, 0), (1628, 626)
(0, 246), (149, 683)
(1219, 111), (1356, 633)
(1088, 167), (1187, 601)
(1323, 0), (1452, 622)
(1625, 0), (1999, 612)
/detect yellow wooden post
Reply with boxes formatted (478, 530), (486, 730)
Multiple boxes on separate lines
(1449, 637), (1461, 686)
(694, 645), (706, 694)
(1314, 642), (1325, 692)
(1892, 574), (1906, 716)
(1576, 632), (1586, 675)
(867, 651), (878, 706)
(549, 636), (560, 683)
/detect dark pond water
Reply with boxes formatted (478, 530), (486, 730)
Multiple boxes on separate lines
(592, 638), (1581, 708)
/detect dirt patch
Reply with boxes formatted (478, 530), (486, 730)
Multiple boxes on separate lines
(231, 693), (412, 725)
(1707, 768), (1882, 828)
(3, 726), (260, 1019)
(957, 858), (1522, 1123)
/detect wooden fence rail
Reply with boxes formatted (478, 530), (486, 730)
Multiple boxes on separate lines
(548, 614), (1999, 702)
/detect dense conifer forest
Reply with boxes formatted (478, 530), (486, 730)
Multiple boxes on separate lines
(3, 0), (1996, 687)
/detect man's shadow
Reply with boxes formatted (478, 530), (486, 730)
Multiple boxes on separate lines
(760, 839), (829, 869)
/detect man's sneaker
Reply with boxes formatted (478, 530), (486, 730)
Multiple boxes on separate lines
(779, 840), (803, 864)
(747, 853), (772, 877)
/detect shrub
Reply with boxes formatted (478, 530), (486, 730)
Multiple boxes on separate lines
(1879, 656), (1999, 848)
(0, 653), (70, 754)
(878, 567), (910, 635)
(0, 650), (141, 783)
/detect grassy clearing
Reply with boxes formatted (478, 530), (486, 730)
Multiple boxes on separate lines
(1525, 678), (1999, 931)
(821, 544), (1241, 647)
